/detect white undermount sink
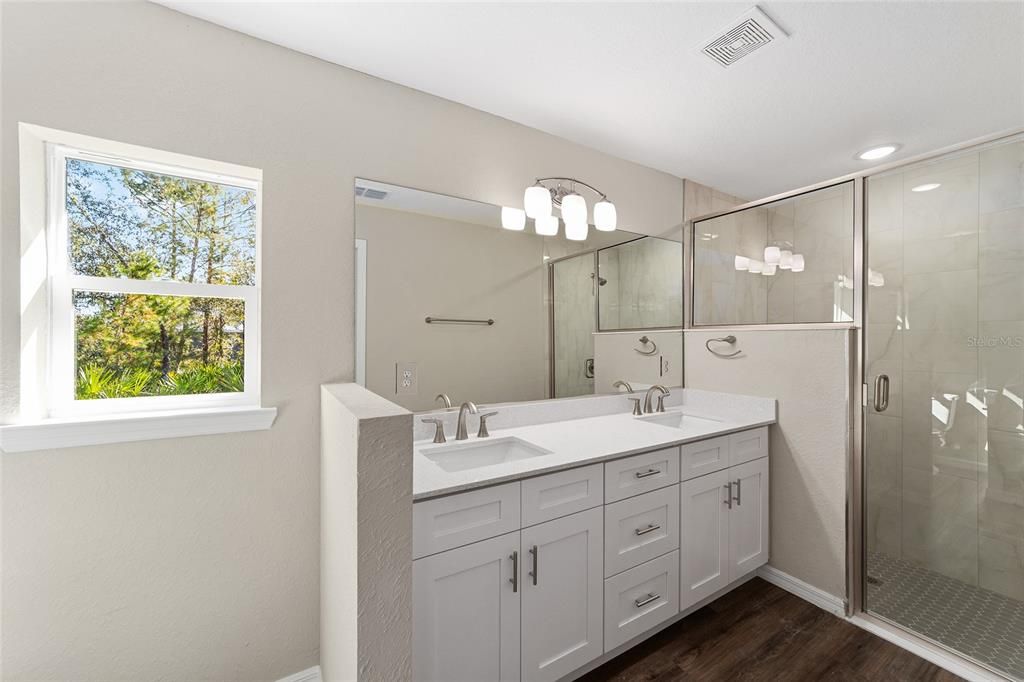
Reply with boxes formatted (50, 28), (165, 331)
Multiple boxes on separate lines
(637, 410), (723, 430)
(419, 436), (552, 473)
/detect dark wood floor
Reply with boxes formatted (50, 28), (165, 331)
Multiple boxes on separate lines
(580, 578), (962, 682)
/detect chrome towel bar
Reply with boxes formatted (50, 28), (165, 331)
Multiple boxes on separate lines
(425, 316), (495, 326)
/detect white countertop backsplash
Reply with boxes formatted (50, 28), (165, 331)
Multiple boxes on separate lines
(413, 388), (776, 500)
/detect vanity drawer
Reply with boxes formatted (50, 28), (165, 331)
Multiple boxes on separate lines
(413, 482), (521, 559)
(604, 447), (680, 503)
(730, 427), (768, 467)
(604, 485), (680, 577)
(521, 463), (603, 527)
(680, 435), (730, 480)
(604, 550), (680, 652)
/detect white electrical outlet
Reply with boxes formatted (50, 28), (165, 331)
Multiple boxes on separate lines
(396, 362), (418, 395)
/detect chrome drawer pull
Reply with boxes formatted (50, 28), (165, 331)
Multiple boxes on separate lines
(634, 593), (661, 608)
(509, 551), (518, 593)
(634, 468), (661, 479)
(635, 523), (661, 536)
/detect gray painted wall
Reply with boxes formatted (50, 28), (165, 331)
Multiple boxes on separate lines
(0, 3), (683, 679)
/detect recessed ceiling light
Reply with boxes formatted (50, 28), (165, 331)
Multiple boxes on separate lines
(857, 144), (900, 161)
(911, 183), (941, 192)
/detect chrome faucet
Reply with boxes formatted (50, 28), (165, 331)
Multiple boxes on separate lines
(643, 385), (670, 414)
(455, 401), (479, 440)
(435, 393), (453, 409)
(613, 380), (634, 393)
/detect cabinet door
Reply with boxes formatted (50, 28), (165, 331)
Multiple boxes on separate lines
(521, 507), (603, 682)
(413, 531), (521, 682)
(728, 457), (770, 579)
(679, 468), (730, 611)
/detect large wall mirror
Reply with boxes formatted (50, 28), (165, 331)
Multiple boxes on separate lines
(691, 180), (855, 325)
(354, 179), (682, 411)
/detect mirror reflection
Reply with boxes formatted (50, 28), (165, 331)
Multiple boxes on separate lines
(354, 180), (682, 410)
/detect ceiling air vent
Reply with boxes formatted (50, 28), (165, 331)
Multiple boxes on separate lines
(701, 6), (787, 68)
(355, 186), (388, 200)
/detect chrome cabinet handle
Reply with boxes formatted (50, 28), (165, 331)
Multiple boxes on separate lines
(635, 523), (661, 536)
(634, 593), (661, 608)
(873, 374), (890, 412)
(528, 545), (538, 586)
(509, 551), (518, 593)
(635, 468), (661, 479)
(733, 479), (741, 506)
(724, 482), (733, 509)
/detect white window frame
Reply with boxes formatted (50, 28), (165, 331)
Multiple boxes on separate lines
(46, 144), (262, 418)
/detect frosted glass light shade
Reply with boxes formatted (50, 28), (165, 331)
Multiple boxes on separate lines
(734, 255), (750, 271)
(593, 200), (617, 231)
(560, 193), (587, 226)
(747, 259), (764, 274)
(779, 250), (793, 269)
(791, 254), (805, 272)
(535, 215), (559, 236)
(762, 263), (778, 276)
(565, 219), (588, 241)
(764, 246), (781, 264)
(524, 185), (552, 218)
(501, 207), (526, 231)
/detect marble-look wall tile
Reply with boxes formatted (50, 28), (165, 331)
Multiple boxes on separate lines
(902, 370), (982, 480)
(553, 252), (596, 398)
(979, 429), (1024, 600)
(866, 413), (902, 557)
(979, 139), (1024, 215)
(901, 465), (979, 585)
(903, 269), (978, 333)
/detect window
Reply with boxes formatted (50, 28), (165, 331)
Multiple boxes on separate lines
(47, 145), (261, 416)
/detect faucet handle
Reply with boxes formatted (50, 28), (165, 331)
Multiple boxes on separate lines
(477, 411), (499, 438)
(627, 397), (643, 416)
(421, 418), (447, 444)
(656, 391), (670, 413)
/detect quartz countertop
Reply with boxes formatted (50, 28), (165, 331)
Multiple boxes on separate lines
(413, 407), (775, 500)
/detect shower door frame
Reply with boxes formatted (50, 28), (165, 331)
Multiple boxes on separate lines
(850, 129), (1024, 681)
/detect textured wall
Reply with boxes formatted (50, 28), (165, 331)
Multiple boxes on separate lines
(684, 328), (853, 600)
(0, 3), (683, 679)
(320, 385), (412, 682)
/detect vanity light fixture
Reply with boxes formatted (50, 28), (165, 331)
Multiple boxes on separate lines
(779, 250), (794, 269)
(762, 263), (778, 276)
(565, 220), (588, 241)
(734, 255), (750, 271)
(501, 206), (526, 231)
(535, 214), (559, 236)
(520, 177), (616, 234)
(764, 246), (781, 265)
(790, 254), (805, 272)
(911, 183), (941, 192)
(857, 144), (900, 161)
(747, 259), (764, 274)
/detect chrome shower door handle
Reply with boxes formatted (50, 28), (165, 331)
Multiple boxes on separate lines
(873, 374), (890, 412)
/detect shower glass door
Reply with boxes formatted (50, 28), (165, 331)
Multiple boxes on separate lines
(864, 134), (1024, 678)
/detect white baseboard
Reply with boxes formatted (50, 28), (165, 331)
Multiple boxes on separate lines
(276, 666), (321, 682)
(756, 565), (846, 617)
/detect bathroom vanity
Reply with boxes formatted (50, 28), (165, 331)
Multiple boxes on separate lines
(410, 394), (774, 682)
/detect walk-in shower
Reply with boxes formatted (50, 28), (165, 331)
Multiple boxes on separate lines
(864, 133), (1024, 679)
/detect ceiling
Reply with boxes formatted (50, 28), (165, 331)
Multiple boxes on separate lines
(159, 1), (1024, 200)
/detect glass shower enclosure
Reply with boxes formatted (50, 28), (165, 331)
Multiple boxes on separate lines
(864, 134), (1024, 679)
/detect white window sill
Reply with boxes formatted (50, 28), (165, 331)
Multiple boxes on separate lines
(0, 406), (277, 453)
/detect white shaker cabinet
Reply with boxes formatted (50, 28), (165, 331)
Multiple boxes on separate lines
(412, 531), (521, 682)
(520, 507), (604, 682)
(728, 457), (770, 577)
(680, 456), (770, 612)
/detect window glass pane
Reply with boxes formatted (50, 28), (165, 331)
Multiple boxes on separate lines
(74, 291), (245, 399)
(66, 158), (256, 285)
